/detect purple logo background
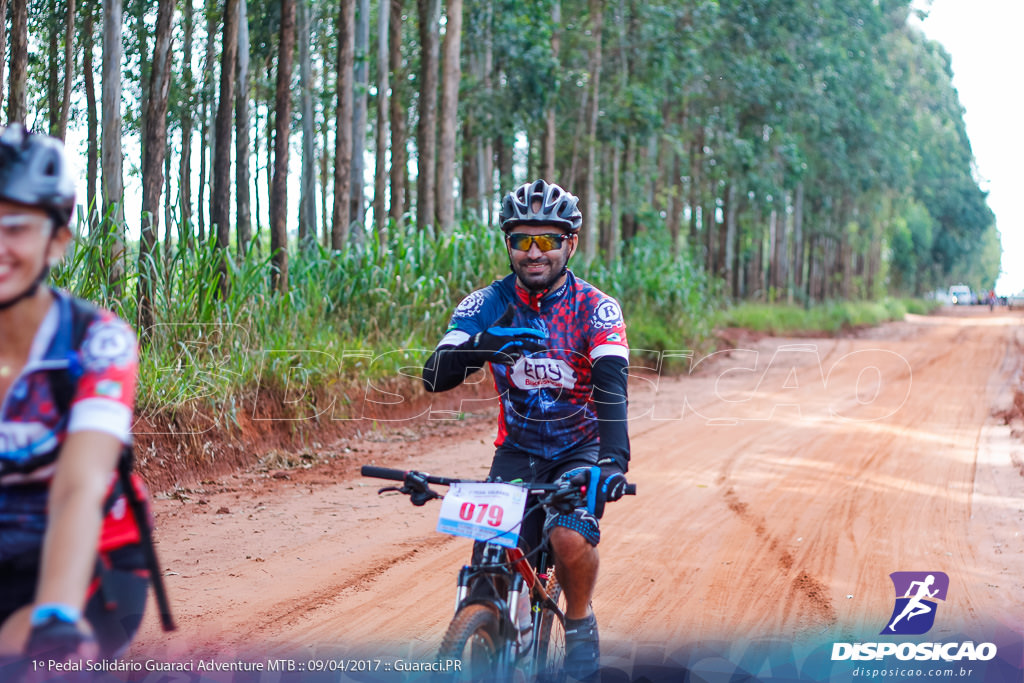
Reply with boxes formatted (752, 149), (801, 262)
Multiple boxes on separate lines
(881, 571), (949, 635)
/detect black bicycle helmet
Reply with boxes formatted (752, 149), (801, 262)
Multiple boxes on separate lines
(0, 123), (76, 227)
(498, 179), (582, 233)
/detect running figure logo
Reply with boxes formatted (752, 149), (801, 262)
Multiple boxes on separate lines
(882, 572), (949, 635)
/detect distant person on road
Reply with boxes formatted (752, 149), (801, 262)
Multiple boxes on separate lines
(422, 179), (632, 680)
(0, 124), (156, 668)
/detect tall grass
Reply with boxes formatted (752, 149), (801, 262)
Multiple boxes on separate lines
(714, 298), (930, 335)
(51, 218), (716, 420)
(52, 216), (928, 422)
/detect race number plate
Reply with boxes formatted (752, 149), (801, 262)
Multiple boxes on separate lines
(436, 482), (527, 548)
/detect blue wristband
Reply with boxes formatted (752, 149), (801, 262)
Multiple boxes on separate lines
(30, 603), (81, 627)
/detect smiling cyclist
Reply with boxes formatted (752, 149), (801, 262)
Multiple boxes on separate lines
(422, 179), (631, 680)
(0, 124), (159, 668)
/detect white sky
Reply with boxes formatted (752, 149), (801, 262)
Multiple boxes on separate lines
(911, 0), (1024, 294)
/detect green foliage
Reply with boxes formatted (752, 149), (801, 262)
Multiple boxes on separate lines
(715, 298), (919, 336)
(586, 234), (715, 353)
(50, 214), (720, 416)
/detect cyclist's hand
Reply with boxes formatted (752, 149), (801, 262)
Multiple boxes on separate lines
(597, 456), (628, 504)
(469, 304), (546, 365)
(25, 616), (92, 661)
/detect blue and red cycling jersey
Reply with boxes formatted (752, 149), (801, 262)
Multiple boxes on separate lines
(0, 289), (138, 563)
(437, 271), (629, 460)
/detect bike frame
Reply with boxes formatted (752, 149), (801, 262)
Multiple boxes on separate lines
(360, 464), (632, 679)
(452, 538), (564, 674)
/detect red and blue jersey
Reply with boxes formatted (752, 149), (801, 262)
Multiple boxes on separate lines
(0, 289), (138, 562)
(438, 272), (629, 460)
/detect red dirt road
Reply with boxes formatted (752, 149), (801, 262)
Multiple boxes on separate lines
(128, 307), (1024, 677)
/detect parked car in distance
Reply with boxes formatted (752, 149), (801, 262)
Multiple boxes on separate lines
(948, 285), (973, 305)
(1007, 291), (1024, 310)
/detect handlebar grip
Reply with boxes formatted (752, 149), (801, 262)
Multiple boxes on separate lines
(625, 483), (637, 496)
(361, 465), (407, 482)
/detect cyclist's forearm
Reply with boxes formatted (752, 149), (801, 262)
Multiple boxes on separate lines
(36, 431), (121, 609)
(422, 345), (485, 392)
(592, 355), (630, 470)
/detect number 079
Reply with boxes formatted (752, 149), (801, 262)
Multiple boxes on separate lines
(459, 501), (504, 527)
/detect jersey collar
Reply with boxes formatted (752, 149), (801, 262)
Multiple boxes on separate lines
(512, 271), (573, 312)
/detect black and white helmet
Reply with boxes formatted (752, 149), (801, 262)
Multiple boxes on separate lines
(498, 179), (582, 233)
(0, 123), (76, 226)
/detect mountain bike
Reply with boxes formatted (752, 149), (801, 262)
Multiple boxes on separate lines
(361, 465), (635, 682)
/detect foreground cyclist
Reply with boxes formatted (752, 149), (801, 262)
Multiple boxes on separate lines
(423, 179), (630, 680)
(0, 124), (151, 666)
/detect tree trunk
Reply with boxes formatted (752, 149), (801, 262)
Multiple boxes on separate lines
(793, 181), (804, 293)
(415, 0), (440, 233)
(543, 0), (560, 181)
(604, 141), (620, 264)
(435, 0), (462, 233)
(163, 142), (173, 264)
(0, 0), (7, 112)
(212, 0), (239, 258)
(198, 0), (218, 243)
(688, 129), (702, 254)
(349, 0), (370, 244)
(138, 0), (175, 332)
(235, 0), (252, 255)
(83, 0), (98, 226)
(495, 133), (512, 195)
(179, 0), (195, 243)
(388, 0), (407, 228)
(479, 0), (493, 221)
(724, 181), (737, 298)
(582, 0), (603, 260)
(298, 0), (317, 245)
(270, 0), (296, 291)
(332, 0), (355, 248)
(136, 0), (151, 173)
(320, 98), (330, 245)
(8, 0), (27, 123)
(101, 0), (124, 289)
(47, 0), (60, 135)
(57, 0), (77, 138)
(373, 0), (390, 241)
(666, 143), (682, 255)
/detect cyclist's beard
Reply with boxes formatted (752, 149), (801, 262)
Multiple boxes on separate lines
(510, 256), (567, 293)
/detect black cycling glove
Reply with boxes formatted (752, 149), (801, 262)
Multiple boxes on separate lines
(597, 456), (629, 504)
(466, 304), (546, 366)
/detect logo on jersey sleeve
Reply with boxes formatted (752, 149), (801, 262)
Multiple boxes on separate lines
(591, 299), (623, 330)
(453, 290), (487, 319)
(510, 357), (577, 390)
(81, 320), (136, 372)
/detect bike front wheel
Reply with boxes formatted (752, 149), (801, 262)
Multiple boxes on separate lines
(439, 603), (507, 681)
(533, 572), (567, 682)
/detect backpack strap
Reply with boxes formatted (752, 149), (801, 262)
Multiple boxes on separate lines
(47, 296), (176, 632)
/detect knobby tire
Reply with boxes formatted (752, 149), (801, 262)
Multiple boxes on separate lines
(439, 603), (505, 681)
(534, 572), (567, 682)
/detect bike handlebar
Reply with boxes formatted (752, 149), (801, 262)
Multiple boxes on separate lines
(360, 465), (464, 487)
(360, 465), (637, 497)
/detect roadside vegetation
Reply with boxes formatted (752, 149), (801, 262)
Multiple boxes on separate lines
(53, 217), (931, 428)
(717, 298), (940, 337)
(14, 0), (993, 481)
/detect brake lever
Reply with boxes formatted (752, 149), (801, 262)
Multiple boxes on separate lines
(546, 482), (585, 514)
